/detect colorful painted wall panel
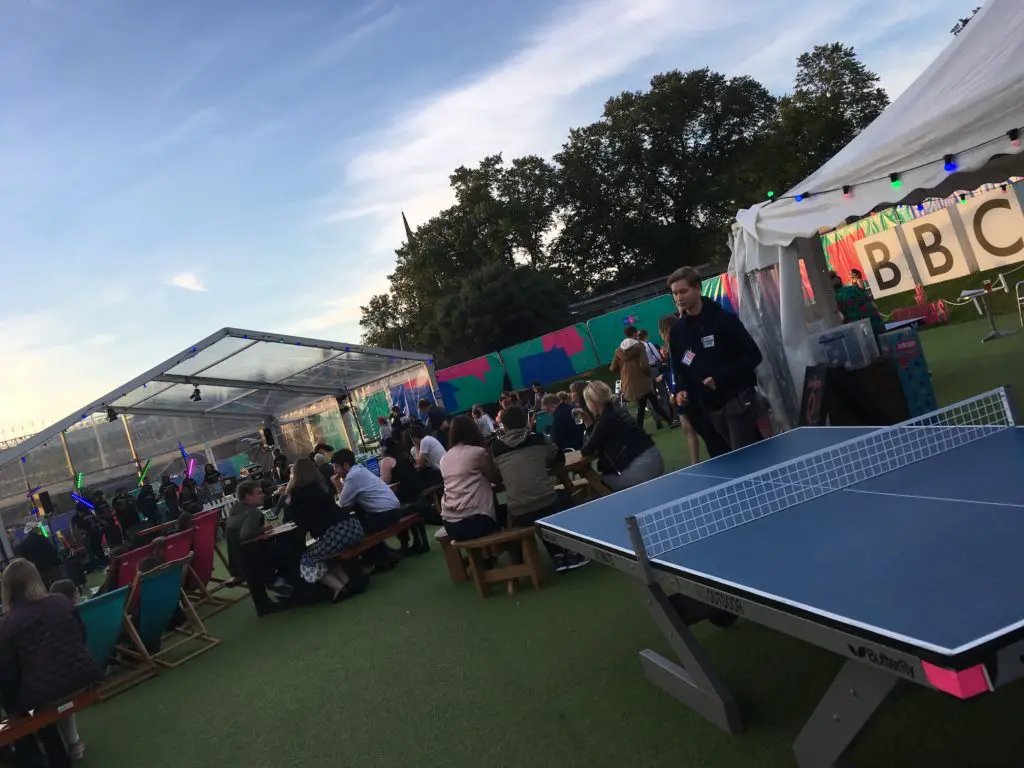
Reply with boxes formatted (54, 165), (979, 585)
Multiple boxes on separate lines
(388, 372), (433, 418)
(500, 324), (599, 391)
(587, 295), (677, 365)
(434, 353), (504, 414)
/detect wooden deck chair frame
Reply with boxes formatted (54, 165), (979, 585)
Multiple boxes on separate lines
(119, 553), (220, 670)
(77, 585), (157, 700)
(189, 510), (245, 608)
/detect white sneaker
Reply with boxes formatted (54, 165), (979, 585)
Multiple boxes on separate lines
(68, 740), (85, 760)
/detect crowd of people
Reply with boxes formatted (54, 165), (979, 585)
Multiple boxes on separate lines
(0, 265), (769, 765)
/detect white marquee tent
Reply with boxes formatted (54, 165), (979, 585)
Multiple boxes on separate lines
(728, 0), (1024, 421)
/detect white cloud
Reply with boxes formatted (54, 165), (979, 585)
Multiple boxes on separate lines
(166, 273), (207, 292)
(330, 0), (737, 253)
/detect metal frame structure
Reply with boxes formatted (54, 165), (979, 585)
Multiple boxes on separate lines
(0, 327), (434, 475)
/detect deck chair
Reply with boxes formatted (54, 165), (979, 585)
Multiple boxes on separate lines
(114, 544), (154, 590)
(163, 529), (193, 561)
(188, 510), (243, 609)
(77, 586), (156, 698)
(121, 554), (219, 669)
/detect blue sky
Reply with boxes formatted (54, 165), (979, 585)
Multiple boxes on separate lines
(0, 0), (968, 434)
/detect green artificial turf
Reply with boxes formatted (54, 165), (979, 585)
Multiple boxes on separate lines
(76, 319), (1024, 767)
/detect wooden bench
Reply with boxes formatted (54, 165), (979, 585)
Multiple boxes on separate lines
(336, 513), (424, 561)
(434, 528), (468, 582)
(0, 688), (98, 748)
(451, 527), (549, 598)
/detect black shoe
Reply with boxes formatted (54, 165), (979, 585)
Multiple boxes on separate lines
(559, 554), (590, 572)
(409, 542), (430, 555)
(255, 600), (282, 617)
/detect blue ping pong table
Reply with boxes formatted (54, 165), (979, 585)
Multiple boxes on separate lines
(536, 388), (1024, 768)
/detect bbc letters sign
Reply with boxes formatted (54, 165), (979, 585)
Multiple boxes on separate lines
(854, 190), (1024, 298)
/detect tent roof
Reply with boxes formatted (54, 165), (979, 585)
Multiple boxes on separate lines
(0, 328), (432, 473)
(732, 0), (1024, 267)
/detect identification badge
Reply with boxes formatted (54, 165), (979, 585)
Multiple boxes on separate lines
(682, 350), (695, 366)
(701, 334), (715, 349)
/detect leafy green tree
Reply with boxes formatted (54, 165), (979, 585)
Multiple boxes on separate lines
(429, 260), (569, 364)
(772, 43), (889, 187)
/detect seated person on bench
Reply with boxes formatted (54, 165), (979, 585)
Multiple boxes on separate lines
(226, 482), (304, 616)
(409, 424), (446, 488)
(286, 459), (365, 603)
(0, 559), (103, 767)
(491, 405), (589, 573)
(332, 450), (429, 559)
(439, 415), (505, 542)
(379, 438), (437, 546)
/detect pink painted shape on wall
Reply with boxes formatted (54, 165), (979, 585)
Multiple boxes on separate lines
(436, 356), (492, 383)
(542, 327), (585, 357)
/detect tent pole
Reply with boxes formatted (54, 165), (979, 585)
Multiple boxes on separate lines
(121, 417), (143, 476)
(59, 431), (77, 484)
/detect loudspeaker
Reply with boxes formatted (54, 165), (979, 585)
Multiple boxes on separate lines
(36, 491), (54, 515)
(222, 476), (239, 496)
(259, 427), (274, 447)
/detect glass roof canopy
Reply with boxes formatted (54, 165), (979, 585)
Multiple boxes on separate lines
(0, 328), (435, 475)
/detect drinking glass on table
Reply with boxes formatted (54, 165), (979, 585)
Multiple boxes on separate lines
(572, 408), (584, 426)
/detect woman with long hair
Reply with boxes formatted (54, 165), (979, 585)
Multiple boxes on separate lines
(0, 559), (103, 764)
(581, 380), (665, 491)
(439, 415), (503, 541)
(285, 457), (365, 601)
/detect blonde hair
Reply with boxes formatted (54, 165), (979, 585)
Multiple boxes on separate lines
(583, 380), (614, 415)
(288, 456), (328, 493)
(2, 558), (48, 609)
(557, 391), (571, 404)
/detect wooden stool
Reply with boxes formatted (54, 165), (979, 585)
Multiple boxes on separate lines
(434, 528), (468, 583)
(452, 527), (549, 598)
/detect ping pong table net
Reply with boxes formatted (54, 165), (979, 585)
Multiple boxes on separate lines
(632, 388), (1016, 560)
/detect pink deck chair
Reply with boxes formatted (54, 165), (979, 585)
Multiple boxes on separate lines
(163, 529), (193, 562)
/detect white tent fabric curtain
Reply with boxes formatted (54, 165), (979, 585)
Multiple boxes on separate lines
(726, 0), (1024, 424)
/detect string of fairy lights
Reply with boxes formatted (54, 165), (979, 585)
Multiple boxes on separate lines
(764, 128), (1022, 206)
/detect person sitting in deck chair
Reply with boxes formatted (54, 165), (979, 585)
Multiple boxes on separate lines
(0, 560), (102, 766)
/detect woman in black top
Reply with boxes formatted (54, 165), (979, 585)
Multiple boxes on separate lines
(581, 380), (665, 492)
(379, 438), (432, 552)
(286, 457), (364, 601)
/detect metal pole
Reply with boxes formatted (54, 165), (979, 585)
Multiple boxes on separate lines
(59, 431), (77, 483)
(121, 416), (143, 475)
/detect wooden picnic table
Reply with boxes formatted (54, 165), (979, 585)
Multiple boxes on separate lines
(244, 521), (299, 544)
(561, 451), (611, 499)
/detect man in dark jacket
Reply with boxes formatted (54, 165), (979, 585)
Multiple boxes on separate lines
(668, 266), (764, 452)
(541, 393), (584, 451)
(16, 522), (63, 587)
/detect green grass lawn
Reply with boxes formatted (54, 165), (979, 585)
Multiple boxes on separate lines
(75, 318), (1024, 768)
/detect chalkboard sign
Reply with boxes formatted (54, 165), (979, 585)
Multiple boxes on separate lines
(799, 364), (830, 426)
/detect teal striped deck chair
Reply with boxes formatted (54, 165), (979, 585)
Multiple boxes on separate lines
(122, 553), (219, 669)
(77, 585), (156, 698)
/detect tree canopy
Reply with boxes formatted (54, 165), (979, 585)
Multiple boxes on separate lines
(360, 43), (890, 365)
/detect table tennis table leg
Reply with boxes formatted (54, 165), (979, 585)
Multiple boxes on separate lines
(792, 658), (899, 768)
(638, 581), (743, 735)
